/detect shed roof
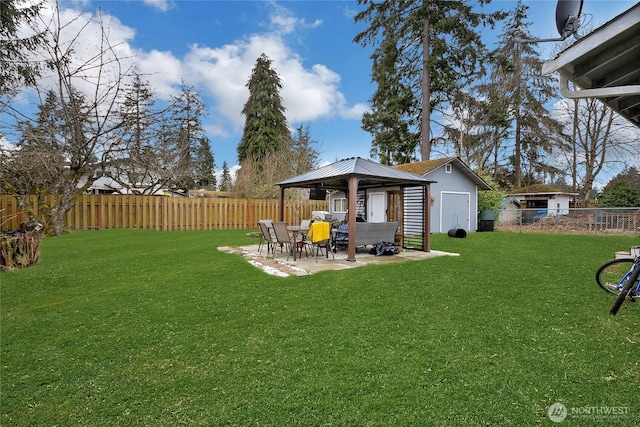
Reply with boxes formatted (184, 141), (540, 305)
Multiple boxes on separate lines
(542, 4), (640, 128)
(394, 157), (492, 190)
(276, 157), (435, 190)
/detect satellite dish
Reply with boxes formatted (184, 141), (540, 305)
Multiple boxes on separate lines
(514, 0), (584, 43)
(555, 0), (583, 38)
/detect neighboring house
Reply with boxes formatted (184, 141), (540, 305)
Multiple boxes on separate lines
(394, 157), (492, 233)
(507, 184), (577, 224)
(499, 197), (522, 226)
(82, 165), (182, 196)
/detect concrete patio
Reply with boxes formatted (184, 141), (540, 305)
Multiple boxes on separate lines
(219, 243), (458, 277)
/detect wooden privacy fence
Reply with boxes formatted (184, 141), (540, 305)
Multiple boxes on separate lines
(0, 195), (329, 232)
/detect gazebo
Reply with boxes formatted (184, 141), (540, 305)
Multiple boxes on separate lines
(275, 157), (435, 261)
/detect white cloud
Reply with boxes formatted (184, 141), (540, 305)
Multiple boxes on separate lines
(203, 123), (229, 139)
(182, 29), (362, 131)
(341, 103), (369, 120)
(137, 50), (184, 100)
(27, 0), (359, 132)
(268, 0), (322, 35)
(143, 0), (174, 12)
(14, 1), (140, 107)
(6, 0), (367, 169)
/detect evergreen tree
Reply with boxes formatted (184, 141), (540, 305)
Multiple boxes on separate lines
(491, 1), (564, 188)
(237, 53), (289, 164)
(614, 167), (640, 194)
(289, 124), (319, 175)
(598, 180), (640, 208)
(164, 83), (211, 191)
(114, 72), (166, 193)
(219, 161), (233, 192)
(0, 0), (45, 94)
(362, 30), (419, 165)
(194, 137), (216, 190)
(233, 124), (319, 199)
(354, 0), (506, 161)
(605, 166), (640, 201)
(474, 58), (513, 185)
(7, 90), (68, 194)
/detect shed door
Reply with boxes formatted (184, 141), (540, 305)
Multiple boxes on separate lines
(441, 192), (470, 232)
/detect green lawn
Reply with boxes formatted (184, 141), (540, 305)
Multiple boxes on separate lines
(1, 229), (638, 426)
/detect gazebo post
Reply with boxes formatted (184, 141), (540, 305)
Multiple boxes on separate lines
(278, 186), (286, 221)
(347, 175), (358, 261)
(424, 184), (431, 252)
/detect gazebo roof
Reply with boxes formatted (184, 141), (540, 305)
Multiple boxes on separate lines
(276, 157), (435, 190)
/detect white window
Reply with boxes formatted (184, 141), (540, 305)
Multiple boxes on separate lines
(333, 198), (347, 213)
(445, 164), (452, 173)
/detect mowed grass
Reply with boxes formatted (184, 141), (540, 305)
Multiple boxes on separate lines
(1, 229), (639, 426)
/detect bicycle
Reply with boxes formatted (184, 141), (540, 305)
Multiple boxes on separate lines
(595, 255), (640, 315)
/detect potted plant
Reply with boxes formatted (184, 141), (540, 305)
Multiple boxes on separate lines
(476, 172), (504, 230)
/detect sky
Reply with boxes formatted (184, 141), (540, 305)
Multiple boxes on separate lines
(7, 0), (640, 183)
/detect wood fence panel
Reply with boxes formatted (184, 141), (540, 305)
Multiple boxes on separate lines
(0, 195), (328, 232)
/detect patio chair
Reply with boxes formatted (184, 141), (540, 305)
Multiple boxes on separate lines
(304, 221), (335, 263)
(271, 221), (294, 261)
(333, 224), (349, 251)
(293, 219), (312, 258)
(257, 220), (274, 255)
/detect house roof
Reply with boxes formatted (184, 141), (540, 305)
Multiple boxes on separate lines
(541, 4), (640, 129)
(500, 197), (522, 208)
(276, 157), (435, 190)
(509, 184), (577, 197)
(394, 157), (492, 190)
(511, 184), (562, 193)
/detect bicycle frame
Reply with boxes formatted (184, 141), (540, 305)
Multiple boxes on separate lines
(611, 256), (640, 314)
(596, 255), (640, 315)
(614, 260), (639, 293)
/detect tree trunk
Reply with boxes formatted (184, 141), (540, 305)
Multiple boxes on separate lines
(513, 45), (522, 189)
(420, 16), (431, 161)
(514, 118), (522, 188)
(0, 231), (40, 270)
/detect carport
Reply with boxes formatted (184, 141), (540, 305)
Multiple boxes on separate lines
(275, 157), (435, 261)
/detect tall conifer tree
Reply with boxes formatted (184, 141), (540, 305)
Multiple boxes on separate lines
(492, 0), (563, 188)
(355, 0), (505, 162)
(237, 53), (289, 165)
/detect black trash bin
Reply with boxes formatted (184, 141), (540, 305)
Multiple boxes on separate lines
(478, 219), (495, 232)
(478, 210), (495, 232)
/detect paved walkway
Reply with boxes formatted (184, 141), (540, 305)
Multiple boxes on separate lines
(219, 244), (458, 277)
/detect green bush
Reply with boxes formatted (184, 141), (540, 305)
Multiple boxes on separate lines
(599, 180), (640, 207)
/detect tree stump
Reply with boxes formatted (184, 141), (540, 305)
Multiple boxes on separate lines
(1, 231), (41, 270)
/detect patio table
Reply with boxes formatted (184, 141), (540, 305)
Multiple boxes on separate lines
(286, 225), (309, 261)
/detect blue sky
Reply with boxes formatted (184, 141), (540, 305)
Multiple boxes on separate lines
(15, 1), (640, 179)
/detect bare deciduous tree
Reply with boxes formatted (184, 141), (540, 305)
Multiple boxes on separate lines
(1, 2), (132, 235)
(554, 97), (640, 202)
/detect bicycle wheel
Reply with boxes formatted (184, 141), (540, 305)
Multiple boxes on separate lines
(596, 258), (634, 295)
(610, 266), (640, 315)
